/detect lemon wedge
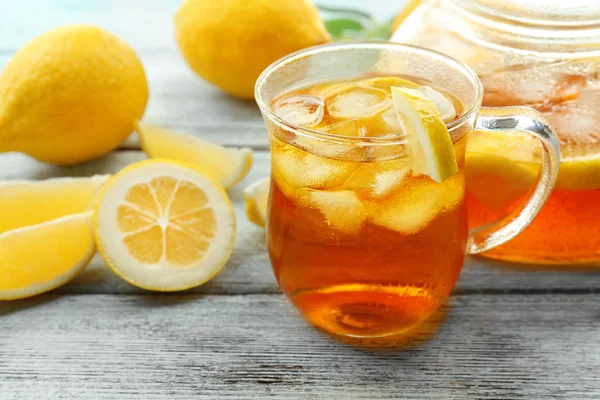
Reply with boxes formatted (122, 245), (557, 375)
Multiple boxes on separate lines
(136, 123), (253, 189)
(94, 160), (236, 292)
(0, 175), (107, 300)
(244, 178), (270, 228)
(0, 212), (95, 300)
(391, 86), (458, 182)
(0, 175), (108, 234)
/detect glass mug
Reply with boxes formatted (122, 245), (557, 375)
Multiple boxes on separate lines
(255, 43), (560, 338)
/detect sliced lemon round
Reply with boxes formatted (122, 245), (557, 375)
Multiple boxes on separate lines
(558, 154), (600, 190)
(136, 123), (253, 189)
(467, 130), (600, 193)
(243, 178), (270, 228)
(391, 86), (458, 182)
(0, 211), (95, 300)
(94, 159), (236, 292)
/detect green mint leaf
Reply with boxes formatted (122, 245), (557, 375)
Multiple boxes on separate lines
(324, 18), (367, 40)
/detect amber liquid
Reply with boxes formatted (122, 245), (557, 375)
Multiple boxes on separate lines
(267, 75), (467, 337)
(467, 185), (600, 264)
(268, 176), (467, 337)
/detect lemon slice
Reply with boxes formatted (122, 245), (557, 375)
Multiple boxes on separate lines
(136, 123), (253, 189)
(466, 130), (538, 210)
(467, 130), (600, 192)
(0, 175), (108, 234)
(244, 178), (270, 228)
(391, 86), (458, 182)
(558, 154), (600, 190)
(94, 160), (236, 291)
(0, 212), (95, 300)
(363, 76), (419, 91)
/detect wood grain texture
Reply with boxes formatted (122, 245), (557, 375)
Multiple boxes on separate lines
(0, 150), (598, 295)
(1, 293), (599, 399)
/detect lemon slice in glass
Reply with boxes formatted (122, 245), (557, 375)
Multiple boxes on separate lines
(391, 86), (458, 182)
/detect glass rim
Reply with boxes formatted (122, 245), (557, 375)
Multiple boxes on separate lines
(254, 41), (484, 145)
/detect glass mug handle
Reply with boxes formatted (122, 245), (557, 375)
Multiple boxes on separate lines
(467, 106), (561, 254)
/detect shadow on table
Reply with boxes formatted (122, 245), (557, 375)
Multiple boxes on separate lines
(470, 255), (600, 273)
(0, 293), (62, 316)
(322, 304), (450, 352)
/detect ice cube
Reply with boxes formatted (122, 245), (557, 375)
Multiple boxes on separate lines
(292, 119), (365, 159)
(291, 118), (365, 160)
(326, 85), (392, 119)
(381, 108), (403, 131)
(373, 166), (412, 197)
(321, 118), (364, 137)
(297, 188), (367, 233)
(542, 90), (600, 154)
(273, 95), (324, 127)
(272, 142), (357, 190)
(342, 165), (377, 193)
(480, 59), (598, 109)
(292, 135), (364, 160)
(362, 136), (409, 161)
(368, 173), (464, 234)
(360, 110), (405, 137)
(342, 160), (411, 198)
(418, 86), (456, 122)
(545, 107), (599, 144)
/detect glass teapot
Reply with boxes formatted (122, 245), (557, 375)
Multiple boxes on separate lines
(392, 0), (600, 265)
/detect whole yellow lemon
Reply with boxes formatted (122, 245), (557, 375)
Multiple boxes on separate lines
(0, 25), (149, 165)
(175, 0), (331, 99)
(391, 0), (422, 34)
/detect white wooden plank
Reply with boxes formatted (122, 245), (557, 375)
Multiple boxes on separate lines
(0, 150), (598, 295)
(130, 50), (267, 148)
(1, 293), (599, 399)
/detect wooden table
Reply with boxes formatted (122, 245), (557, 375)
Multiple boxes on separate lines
(1, 1), (599, 399)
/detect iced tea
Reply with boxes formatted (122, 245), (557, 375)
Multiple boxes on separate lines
(466, 60), (600, 264)
(266, 76), (468, 337)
